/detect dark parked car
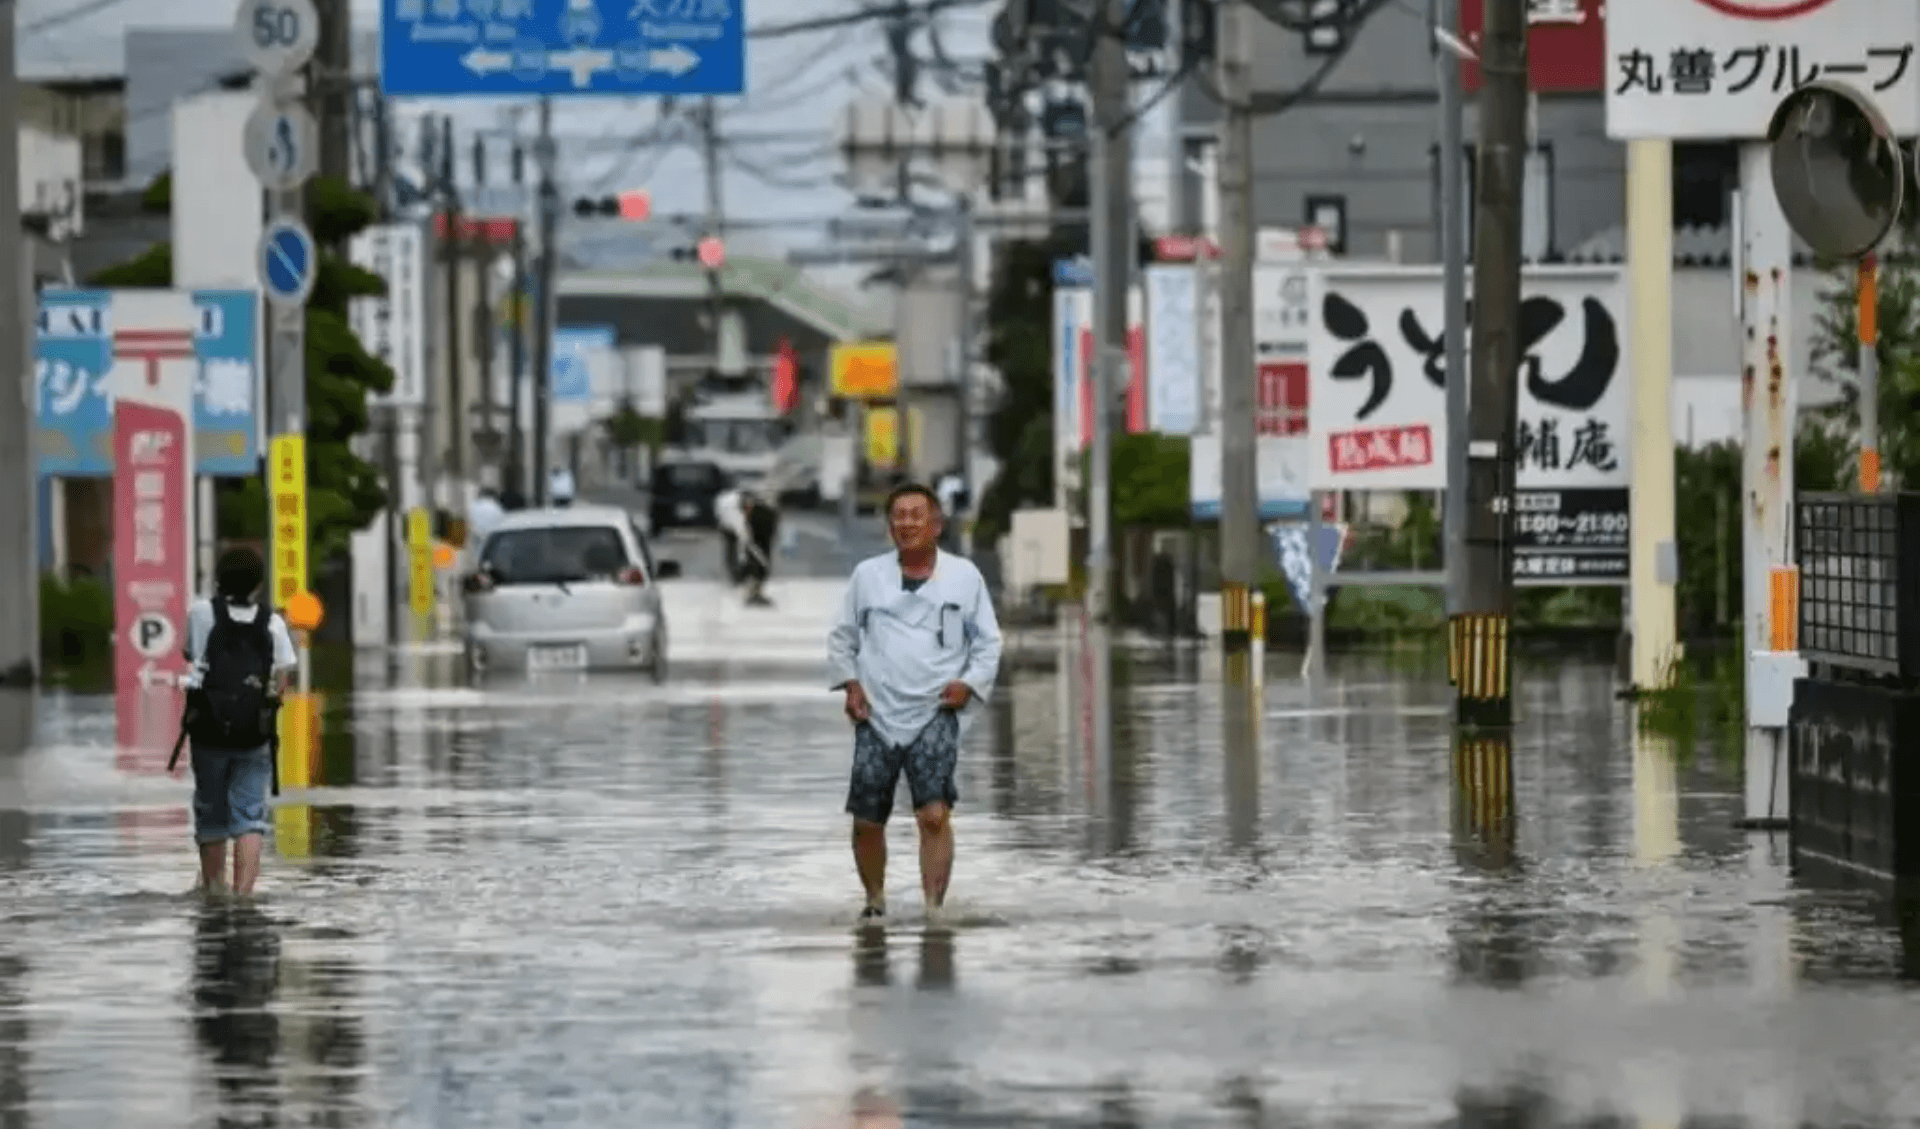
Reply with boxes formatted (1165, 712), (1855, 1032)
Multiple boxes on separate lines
(649, 459), (730, 531)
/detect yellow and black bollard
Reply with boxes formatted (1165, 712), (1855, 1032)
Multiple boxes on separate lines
(1448, 613), (1512, 729)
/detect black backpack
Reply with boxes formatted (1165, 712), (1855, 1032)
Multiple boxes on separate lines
(187, 601), (278, 750)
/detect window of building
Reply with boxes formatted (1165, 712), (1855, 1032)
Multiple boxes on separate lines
(1673, 142), (1737, 228)
(83, 131), (125, 182)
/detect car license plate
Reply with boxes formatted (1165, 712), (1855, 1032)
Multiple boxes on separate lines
(677, 502), (696, 519)
(527, 644), (587, 671)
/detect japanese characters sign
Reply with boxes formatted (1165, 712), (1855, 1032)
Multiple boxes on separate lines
(193, 291), (261, 476)
(1307, 265), (1629, 495)
(108, 291), (196, 765)
(1144, 264), (1202, 436)
(269, 433), (308, 611)
(36, 288), (260, 477)
(347, 223), (425, 407)
(1605, 0), (1919, 139)
(1513, 487), (1630, 583)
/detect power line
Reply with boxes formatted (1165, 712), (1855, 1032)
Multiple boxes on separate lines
(749, 0), (992, 40)
(21, 0), (128, 38)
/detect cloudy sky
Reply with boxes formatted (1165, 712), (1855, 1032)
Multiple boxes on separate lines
(18, 0), (997, 300)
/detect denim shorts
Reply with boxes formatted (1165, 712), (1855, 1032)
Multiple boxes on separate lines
(190, 743), (273, 845)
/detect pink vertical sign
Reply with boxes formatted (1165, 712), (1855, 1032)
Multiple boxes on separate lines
(109, 291), (198, 773)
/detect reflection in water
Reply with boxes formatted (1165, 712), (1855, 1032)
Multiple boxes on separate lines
(1450, 732), (1531, 987)
(1451, 733), (1516, 873)
(917, 928), (955, 991)
(1221, 653), (1260, 854)
(852, 926), (889, 988)
(0, 952), (27, 1129)
(191, 905), (283, 1125)
(1455, 1080), (1556, 1128)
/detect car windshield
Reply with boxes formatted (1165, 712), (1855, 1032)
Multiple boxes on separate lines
(658, 463), (721, 490)
(481, 525), (630, 585)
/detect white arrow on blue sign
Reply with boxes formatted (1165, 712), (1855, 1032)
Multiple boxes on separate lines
(258, 218), (317, 308)
(379, 0), (744, 97)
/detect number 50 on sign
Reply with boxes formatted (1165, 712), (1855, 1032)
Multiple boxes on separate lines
(269, 433), (307, 610)
(234, 0), (319, 74)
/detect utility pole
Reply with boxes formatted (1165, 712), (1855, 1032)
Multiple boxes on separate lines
(1454, 0), (1526, 729)
(440, 116), (466, 507)
(1085, 0), (1132, 622)
(313, 0), (351, 192)
(1436, 0), (1469, 616)
(531, 97), (558, 506)
(954, 195), (976, 503)
(0, 7), (32, 683)
(1215, 0), (1258, 654)
(699, 96), (726, 384)
(508, 220), (528, 503)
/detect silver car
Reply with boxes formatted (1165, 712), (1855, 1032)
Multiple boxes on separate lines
(461, 505), (680, 678)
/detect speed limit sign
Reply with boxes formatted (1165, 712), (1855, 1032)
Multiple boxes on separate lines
(234, 0), (319, 74)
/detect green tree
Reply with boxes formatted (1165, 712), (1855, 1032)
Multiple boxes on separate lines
(91, 173), (393, 562)
(974, 240), (1062, 548)
(1806, 256), (1920, 485)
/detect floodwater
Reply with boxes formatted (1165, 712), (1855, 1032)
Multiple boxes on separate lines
(3, 573), (1919, 1128)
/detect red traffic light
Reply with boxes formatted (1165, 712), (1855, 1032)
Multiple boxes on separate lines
(697, 236), (725, 270)
(617, 189), (651, 221)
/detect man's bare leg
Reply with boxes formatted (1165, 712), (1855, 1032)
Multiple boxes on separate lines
(231, 833), (264, 896)
(198, 840), (230, 894)
(914, 802), (953, 914)
(852, 818), (888, 914)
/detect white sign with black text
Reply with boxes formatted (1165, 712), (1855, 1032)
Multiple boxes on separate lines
(1308, 265), (1628, 492)
(347, 223), (426, 407)
(1605, 0), (1920, 140)
(1307, 264), (1631, 582)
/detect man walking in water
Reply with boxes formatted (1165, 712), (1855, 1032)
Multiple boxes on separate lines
(827, 483), (1002, 922)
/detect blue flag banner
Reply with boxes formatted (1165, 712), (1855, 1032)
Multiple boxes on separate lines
(1269, 521), (1349, 616)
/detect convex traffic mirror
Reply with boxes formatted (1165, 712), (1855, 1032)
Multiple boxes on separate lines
(1767, 79), (1904, 261)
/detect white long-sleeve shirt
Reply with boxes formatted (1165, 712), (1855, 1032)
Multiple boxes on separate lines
(827, 550), (1003, 748)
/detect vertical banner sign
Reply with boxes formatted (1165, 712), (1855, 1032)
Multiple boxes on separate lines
(269, 433), (308, 609)
(1307, 265), (1631, 583)
(407, 507), (433, 619)
(192, 290), (262, 476)
(36, 290), (112, 475)
(1144, 264), (1200, 435)
(1051, 257), (1093, 507)
(348, 223), (426, 406)
(109, 292), (198, 767)
(865, 407), (900, 469)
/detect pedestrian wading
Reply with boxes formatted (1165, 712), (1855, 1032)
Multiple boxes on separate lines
(179, 548), (298, 898)
(828, 482), (1004, 923)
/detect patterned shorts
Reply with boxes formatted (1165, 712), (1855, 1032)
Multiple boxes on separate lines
(845, 710), (961, 825)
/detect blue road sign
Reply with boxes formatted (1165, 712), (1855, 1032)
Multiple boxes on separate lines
(35, 288), (265, 477)
(259, 219), (317, 307)
(380, 0), (746, 98)
(551, 325), (615, 404)
(1053, 257), (1094, 288)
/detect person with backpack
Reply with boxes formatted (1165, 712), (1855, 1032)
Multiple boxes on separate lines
(181, 548), (297, 897)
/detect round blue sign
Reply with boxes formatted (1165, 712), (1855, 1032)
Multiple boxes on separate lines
(258, 219), (316, 307)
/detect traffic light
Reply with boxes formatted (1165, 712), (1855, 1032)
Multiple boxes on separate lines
(571, 189), (652, 221)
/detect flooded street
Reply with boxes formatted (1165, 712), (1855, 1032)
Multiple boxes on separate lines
(4, 565), (1920, 1126)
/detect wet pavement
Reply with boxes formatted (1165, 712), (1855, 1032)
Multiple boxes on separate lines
(5, 552), (1920, 1127)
